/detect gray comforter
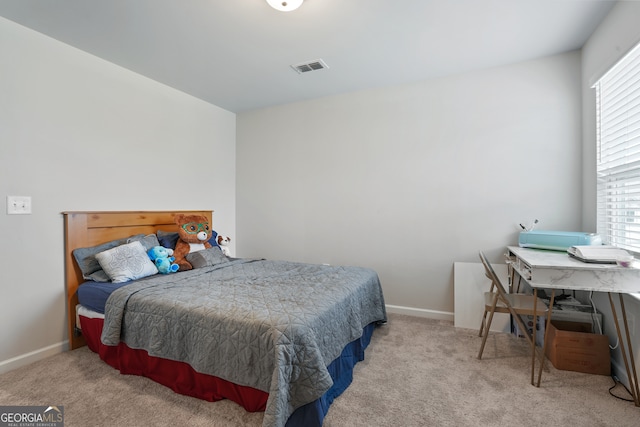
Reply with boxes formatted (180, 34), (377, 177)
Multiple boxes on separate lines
(101, 259), (386, 427)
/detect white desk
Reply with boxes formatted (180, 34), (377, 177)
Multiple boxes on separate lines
(507, 246), (640, 406)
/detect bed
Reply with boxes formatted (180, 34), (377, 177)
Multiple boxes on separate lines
(63, 211), (387, 427)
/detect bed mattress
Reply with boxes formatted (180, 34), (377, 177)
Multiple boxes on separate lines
(77, 307), (377, 426)
(77, 281), (129, 314)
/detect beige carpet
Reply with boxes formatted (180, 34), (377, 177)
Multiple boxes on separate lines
(1, 313), (637, 426)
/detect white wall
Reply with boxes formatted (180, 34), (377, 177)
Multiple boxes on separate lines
(237, 52), (583, 318)
(0, 17), (236, 372)
(581, 1), (640, 387)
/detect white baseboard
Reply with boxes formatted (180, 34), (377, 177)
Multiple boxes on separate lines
(386, 304), (454, 323)
(0, 341), (69, 375)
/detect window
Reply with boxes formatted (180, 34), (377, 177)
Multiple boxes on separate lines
(595, 41), (640, 253)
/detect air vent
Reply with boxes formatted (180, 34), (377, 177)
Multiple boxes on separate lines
(291, 59), (329, 74)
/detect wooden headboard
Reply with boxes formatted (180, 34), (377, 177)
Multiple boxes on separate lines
(62, 210), (213, 350)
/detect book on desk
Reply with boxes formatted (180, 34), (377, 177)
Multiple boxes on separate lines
(567, 245), (632, 264)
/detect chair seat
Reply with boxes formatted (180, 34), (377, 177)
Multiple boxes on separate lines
(483, 292), (548, 316)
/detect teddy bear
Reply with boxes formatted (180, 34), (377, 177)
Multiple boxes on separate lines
(147, 246), (179, 274)
(217, 235), (231, 257)
(173, 213), (213, 271)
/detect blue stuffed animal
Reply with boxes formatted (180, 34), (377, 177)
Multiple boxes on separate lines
(147, 246), (179, 274)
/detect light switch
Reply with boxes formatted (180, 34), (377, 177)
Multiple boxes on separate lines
(7, 196), (32, 214)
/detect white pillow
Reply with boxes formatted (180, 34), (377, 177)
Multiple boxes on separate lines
(95, 240), (158, 283)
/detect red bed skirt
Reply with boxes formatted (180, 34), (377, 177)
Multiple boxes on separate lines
(79, 315), (268, 412)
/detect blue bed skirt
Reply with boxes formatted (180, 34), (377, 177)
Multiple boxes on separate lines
(286, 322), (377, 426)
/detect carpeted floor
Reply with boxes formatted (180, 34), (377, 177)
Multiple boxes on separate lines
(0, 313), (637, 426)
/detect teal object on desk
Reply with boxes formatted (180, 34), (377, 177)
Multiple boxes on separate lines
(518, 230), (602, 251)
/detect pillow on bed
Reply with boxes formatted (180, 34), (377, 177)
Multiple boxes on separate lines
(127, 233), (160, 251)
(186, 246), (229, 269)
(73, 235), (144, 282)
(157, 229), (219, 249)
(156, 230), (180, 250)
(95, 241), (159, 283)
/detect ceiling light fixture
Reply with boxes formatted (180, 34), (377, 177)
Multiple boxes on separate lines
(266, 0), (303, 12)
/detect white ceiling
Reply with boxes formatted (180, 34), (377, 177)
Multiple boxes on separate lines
(0, 0), (616, 113)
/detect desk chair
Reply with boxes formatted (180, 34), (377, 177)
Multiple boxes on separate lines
(477, 252), (549, 382)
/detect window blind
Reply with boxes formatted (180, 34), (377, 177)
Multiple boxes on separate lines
(595, 41), (640, 252)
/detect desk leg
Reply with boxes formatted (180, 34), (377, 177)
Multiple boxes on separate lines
(609, 293), (640, 406)
(531, 289), (537, 385)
